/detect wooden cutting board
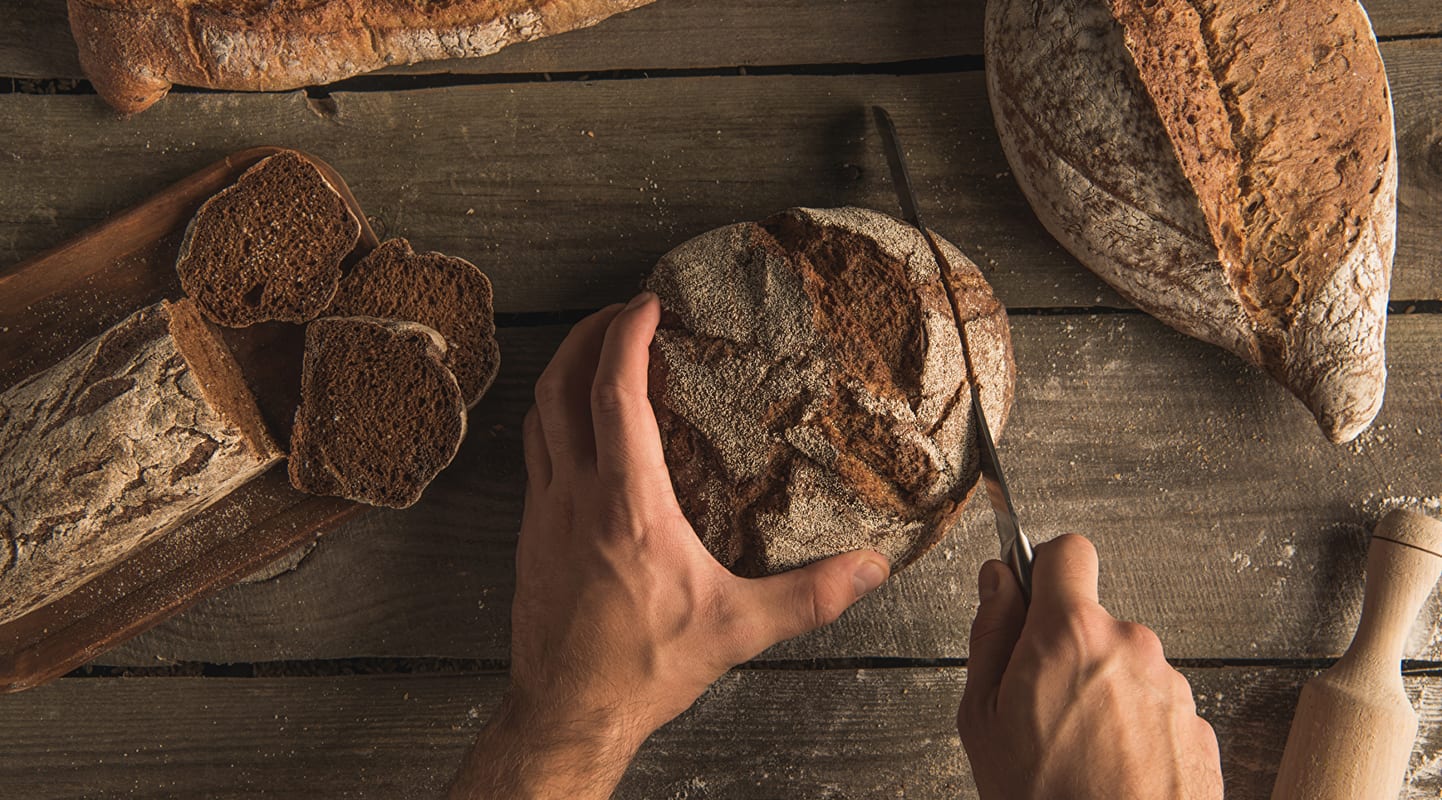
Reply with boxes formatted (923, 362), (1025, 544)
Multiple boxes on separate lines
(0, 147), (379, 692)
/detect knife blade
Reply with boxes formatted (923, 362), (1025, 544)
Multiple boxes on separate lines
(871, 105), (1035, 602)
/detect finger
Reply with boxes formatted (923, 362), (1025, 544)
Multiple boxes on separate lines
(726, 550), (890, 660)
(591, 292), (672, 494)
(522, 405), (552, 492)
(533, 305), (625, 471)
(1028, 533), (1100, 612)
(960, 560), (1026, 718)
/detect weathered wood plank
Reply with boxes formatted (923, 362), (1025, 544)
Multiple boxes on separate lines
(2, 667), (1442, 799)
(0, 0), (978, 81)
(97, 313), (1442, 666)
(3, 47), (1441, 313)
(0, 0), (1435, 81)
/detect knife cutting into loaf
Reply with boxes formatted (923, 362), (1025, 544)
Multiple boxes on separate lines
(871, 105), (1035, 601)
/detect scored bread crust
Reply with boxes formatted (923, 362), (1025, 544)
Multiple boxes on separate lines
(67, 0), (658, 113)
(646, 207), (1015, 578)
(985, 0), (1395, 443)
(0, 299), (281, 625)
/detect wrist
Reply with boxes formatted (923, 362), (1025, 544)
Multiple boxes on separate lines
(449, 692), (650, 800)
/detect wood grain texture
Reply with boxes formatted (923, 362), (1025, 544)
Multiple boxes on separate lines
(97, 313), (1442, 666)
(3, 667), (1442, 798)
(2, 51), (1440, 313)
(0, 0), (1435, 81)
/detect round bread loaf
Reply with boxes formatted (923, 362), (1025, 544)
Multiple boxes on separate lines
(645, 207), (1015, 578)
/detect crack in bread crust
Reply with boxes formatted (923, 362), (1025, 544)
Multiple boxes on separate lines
(645, 207), (1015, 577)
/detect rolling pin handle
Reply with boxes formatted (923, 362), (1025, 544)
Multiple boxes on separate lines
(1272, 509), (1442, 800)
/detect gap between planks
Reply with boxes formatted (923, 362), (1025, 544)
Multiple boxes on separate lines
(0, 0), (1437, 82)
(6, 667), (1442, 799)
(3, 49), (1441, 312)
(94, 314), (1442, 666)
(57, 656), (1442, 681)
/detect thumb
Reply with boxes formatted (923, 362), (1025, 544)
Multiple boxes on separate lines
(730, 550), (890, 660)
(962, 560), (1026, 717)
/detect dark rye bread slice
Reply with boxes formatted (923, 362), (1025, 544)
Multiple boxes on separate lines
(177, 151), (361, 328)
(646, 207), (1016, 578)
(288, 316), (466, 509)
(329, 238), (500, 408)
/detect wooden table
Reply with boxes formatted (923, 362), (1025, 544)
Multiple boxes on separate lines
(2, 1), (1441, 797)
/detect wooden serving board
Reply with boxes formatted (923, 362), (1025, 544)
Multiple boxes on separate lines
(0, 147), (380, 692)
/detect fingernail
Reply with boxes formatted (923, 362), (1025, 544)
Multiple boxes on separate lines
(626, 291), (655, 311)
(979, 565), (1001, 603)
(852, 559), (888, 598)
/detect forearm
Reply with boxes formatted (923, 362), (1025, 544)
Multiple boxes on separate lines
(448, 695), (645, 800)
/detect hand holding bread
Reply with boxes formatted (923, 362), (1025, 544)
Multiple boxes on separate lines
(449, 295), (892, 798)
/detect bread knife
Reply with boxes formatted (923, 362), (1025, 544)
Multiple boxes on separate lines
(871, 105), (1035, 603)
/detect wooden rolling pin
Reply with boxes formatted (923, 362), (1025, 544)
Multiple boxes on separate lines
(1273, 509), (1442, 800)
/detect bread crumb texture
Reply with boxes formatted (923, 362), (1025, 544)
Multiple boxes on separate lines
(331, 237), (500, 408)
(646, 207), (1016, 577)
(986, 0), (1394, 443)
(288, 316), (466, 509)
(176, 151), (360, 327)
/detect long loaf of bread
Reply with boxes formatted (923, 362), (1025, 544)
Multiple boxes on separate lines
(0, 299), (282, 624)
(67, 0), (657, 113)
(985, 0), (1395, 443)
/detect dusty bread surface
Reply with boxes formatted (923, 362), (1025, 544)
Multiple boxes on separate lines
(0, 299), (281, 625)
(331, 238), (500, 409)
(176, 151), (361, 328)
(288, 316), (466, 509)
(985, 0), (1395, 443)
(645, 207), (1015, 578)
(67, 0), (658, 112)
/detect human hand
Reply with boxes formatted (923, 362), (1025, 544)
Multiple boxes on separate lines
(958, 535), (1223, 800)
(449, 292), (891, 799)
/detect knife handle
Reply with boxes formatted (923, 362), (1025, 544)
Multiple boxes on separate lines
(1008, 531), (1035, 605)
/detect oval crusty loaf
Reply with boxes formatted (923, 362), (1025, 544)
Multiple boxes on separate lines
(67, 0), (658, 114)
(986, 0), (1395, 443)
(176, 151), (361, 328)
(646, 207), (1015, 578)
(0, 299), (282, 625)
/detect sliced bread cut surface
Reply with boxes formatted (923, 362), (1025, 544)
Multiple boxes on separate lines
(177, 151), (361, 328)
(330, 237), (500, 408)
(288, 316), (466, 509)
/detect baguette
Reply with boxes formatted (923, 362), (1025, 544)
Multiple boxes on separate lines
(67, 0), (657, 113)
